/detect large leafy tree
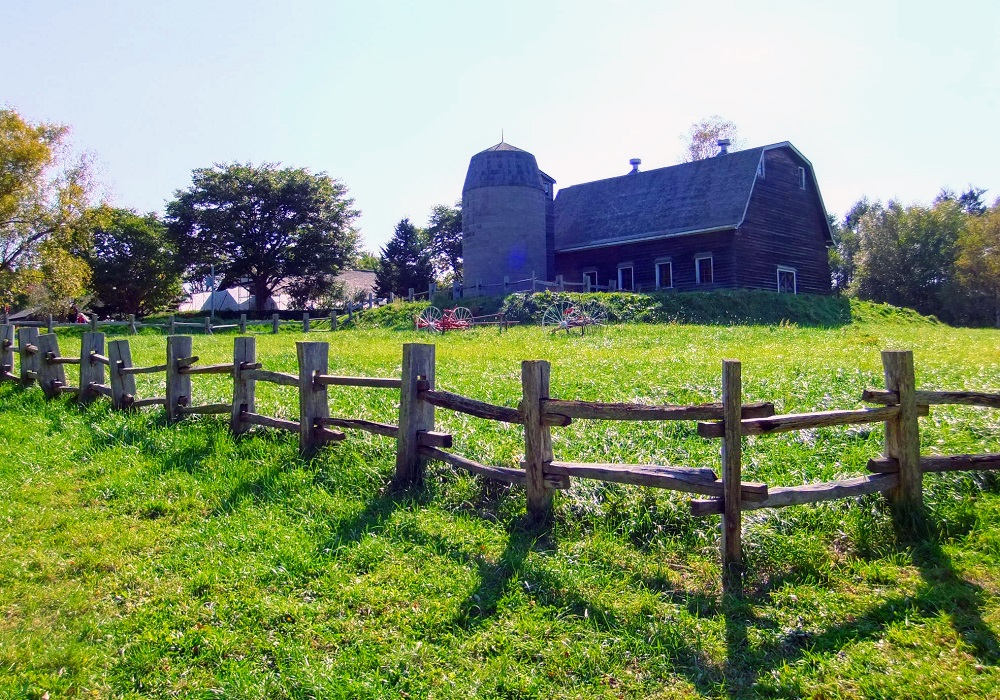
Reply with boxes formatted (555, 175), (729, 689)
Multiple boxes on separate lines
(0, 108), (92, 311)
(166, 163), (360, 311)
(679, 115), (745, 162)
(86, 206), (182, 316)
(374, 218), (434, 298)
(427, 202), (462, 282)
(956, 199), (1000, 326)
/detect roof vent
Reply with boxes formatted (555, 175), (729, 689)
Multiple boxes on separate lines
(717, 139), (731, 156)
(628, 158), (641, 174)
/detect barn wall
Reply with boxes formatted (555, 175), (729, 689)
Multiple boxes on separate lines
(736, 149), (832, 294)
(555, 230), (738, 291)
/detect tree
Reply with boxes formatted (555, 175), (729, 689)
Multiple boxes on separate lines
(0, 108), (93, 311)
(85, 206), (182, 316)
(679, 115), (745, 162)
(355, 250), (379, 271)
(956, 199), (1000, 326)
(427, 202), (462, 282)
(165, 163), (359, 312)
(374, 218), (434, 298)
(829, 198), (874, 292)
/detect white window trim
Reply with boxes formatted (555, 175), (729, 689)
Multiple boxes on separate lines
(757, 159), (765, 178)
(798, 166), (806, 190)
(655, 259), (673, 289)
(617, 263), (635, 291)
(695, 254), (713, 285)
(777, 265), (797, 294)
(582, 269), (598, 289)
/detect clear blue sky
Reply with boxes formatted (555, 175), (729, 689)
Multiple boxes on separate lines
(4, 0), (998, 253)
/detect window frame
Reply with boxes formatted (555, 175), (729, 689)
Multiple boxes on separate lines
(757, 158), (765, 178)
(695, 254), (714, 285)
(655, 258), (673, 289)
(582, 269), (598, 291)
(798, 166), (806, 190)
(617, 262), (635, 292)
(777, 265), (797, 294)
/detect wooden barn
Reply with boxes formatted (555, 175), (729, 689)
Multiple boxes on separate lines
(461, 141), (834, 295)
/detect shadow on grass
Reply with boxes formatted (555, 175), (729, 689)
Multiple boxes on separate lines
(716, 537), (1000, 698)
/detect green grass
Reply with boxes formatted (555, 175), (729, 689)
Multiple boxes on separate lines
(2, 320), (1000, 698)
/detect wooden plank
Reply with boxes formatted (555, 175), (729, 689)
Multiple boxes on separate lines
(297, 341), (330, 455)
(923, 453), (1000, 473)
(865, 388), (1000, 408)
(395, 343), (435, 486)
(36, 334), (67, 398)
(107, 339), (137, 410)
(120, 363), (169, 375)
(697, 406), (901, 438)
(417, 430), (452, 448)
(420, 388), (525, 424)
(318, 417), (399, 438)
(522, 360), (556, 522)
(882, 350), (923, 535)
(242, 368), (298, 387)
(542, 461), (767, 500)
(314, 374), (402, 389)
(541, 398), (776, 422)
(691, 474), (899, 516)
(46, 355), (81, 365)
(0, 325), (13, 381)
(179, 363), (235, 375)
(240, 411), (300, 432)
(130, 397), (166, 408)
(78, 333), (106, 405)
(166, 335), (193, 421)
(231, 337), (256, 435)
(176, 355), (199, 368)
(89, 353), (111, 365)
(88, 383), (113, 398)
(419, 446), (528, 485)
(721, 360), (743, 596)
(17, 327), (39, 386)
(178, 403), (232, 415)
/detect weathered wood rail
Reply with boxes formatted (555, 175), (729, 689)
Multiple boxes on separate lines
(2, 322), (1000, 597)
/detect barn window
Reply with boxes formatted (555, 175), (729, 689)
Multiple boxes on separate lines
(695, 255), (713, 285)
(798, 167), (806, 190)
(655, 259), (673, 289)
(777, 266), (797, 294)
(582, 269), (598, 291)
(617, 263), (634, 292)
(757, 159), (765, 178)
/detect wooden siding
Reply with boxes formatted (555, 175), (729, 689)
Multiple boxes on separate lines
(555, 230), (738, 292)
(736, 149), (832, 294)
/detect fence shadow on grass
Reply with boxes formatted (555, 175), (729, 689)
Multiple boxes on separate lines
(717, 536), (1000, 698)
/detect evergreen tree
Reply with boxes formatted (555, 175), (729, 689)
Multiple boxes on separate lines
(375, 218), (434, 298)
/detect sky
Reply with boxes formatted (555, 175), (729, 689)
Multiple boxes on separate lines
(3, 0), (999, 253)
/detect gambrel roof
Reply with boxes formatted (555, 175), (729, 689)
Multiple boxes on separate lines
(554, 142), (833, 252)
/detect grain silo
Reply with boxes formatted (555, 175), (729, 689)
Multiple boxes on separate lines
(462, 142), (554, 295)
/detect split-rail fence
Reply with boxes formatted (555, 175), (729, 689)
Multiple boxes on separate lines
(2, 323), (999, 596)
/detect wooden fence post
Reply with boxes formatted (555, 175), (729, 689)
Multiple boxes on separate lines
(166, 335), (192, 421)
(128, 314), (138, 335)
(302, 312), (310, 333)
(239, 313), (247, 334)
(330, 311), (337, 331)
(107, 339), (137, 409)
(408, 288), (414, 303)
(0, 324), (14, 381)
(521, 360), (555, 523)
(272, 313), (280, 334)
(18, 327), (39, 385)
(47, 314), (54, 333)
(168, 315), (176, 335)
(297, 341), (330, 456)
(36, 333), (66, 399)
(882, 350), (925, 537)
(89, 316), (99, 333)
(395, 343), (435, 486)
(231, 336), (256, 435)
(348, 304), (353, 323)
(721, 360), (743, 596)
(202, 316), (212, 335)
(78, 332), (106, 404)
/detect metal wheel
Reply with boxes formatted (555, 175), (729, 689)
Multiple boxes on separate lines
(541, 301), (576, 332)
(578, 300), (608, 326)
(451, 307), (473, 327)
(416, 306), (442, 332)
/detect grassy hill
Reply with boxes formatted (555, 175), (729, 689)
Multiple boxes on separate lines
(1, 318), (999, 698)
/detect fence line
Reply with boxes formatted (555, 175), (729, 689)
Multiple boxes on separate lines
(2, 323), (999, 597)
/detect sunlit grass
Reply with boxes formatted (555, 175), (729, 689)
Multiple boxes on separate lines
(1, 321), (1000, 697)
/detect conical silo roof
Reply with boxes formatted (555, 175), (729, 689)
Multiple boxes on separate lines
(462, 142), (545, 194)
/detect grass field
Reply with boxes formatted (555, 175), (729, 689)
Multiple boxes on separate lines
(3, 319), (1000, 698)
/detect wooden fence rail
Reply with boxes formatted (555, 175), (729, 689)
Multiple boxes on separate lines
(1, 324), (999, 597)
